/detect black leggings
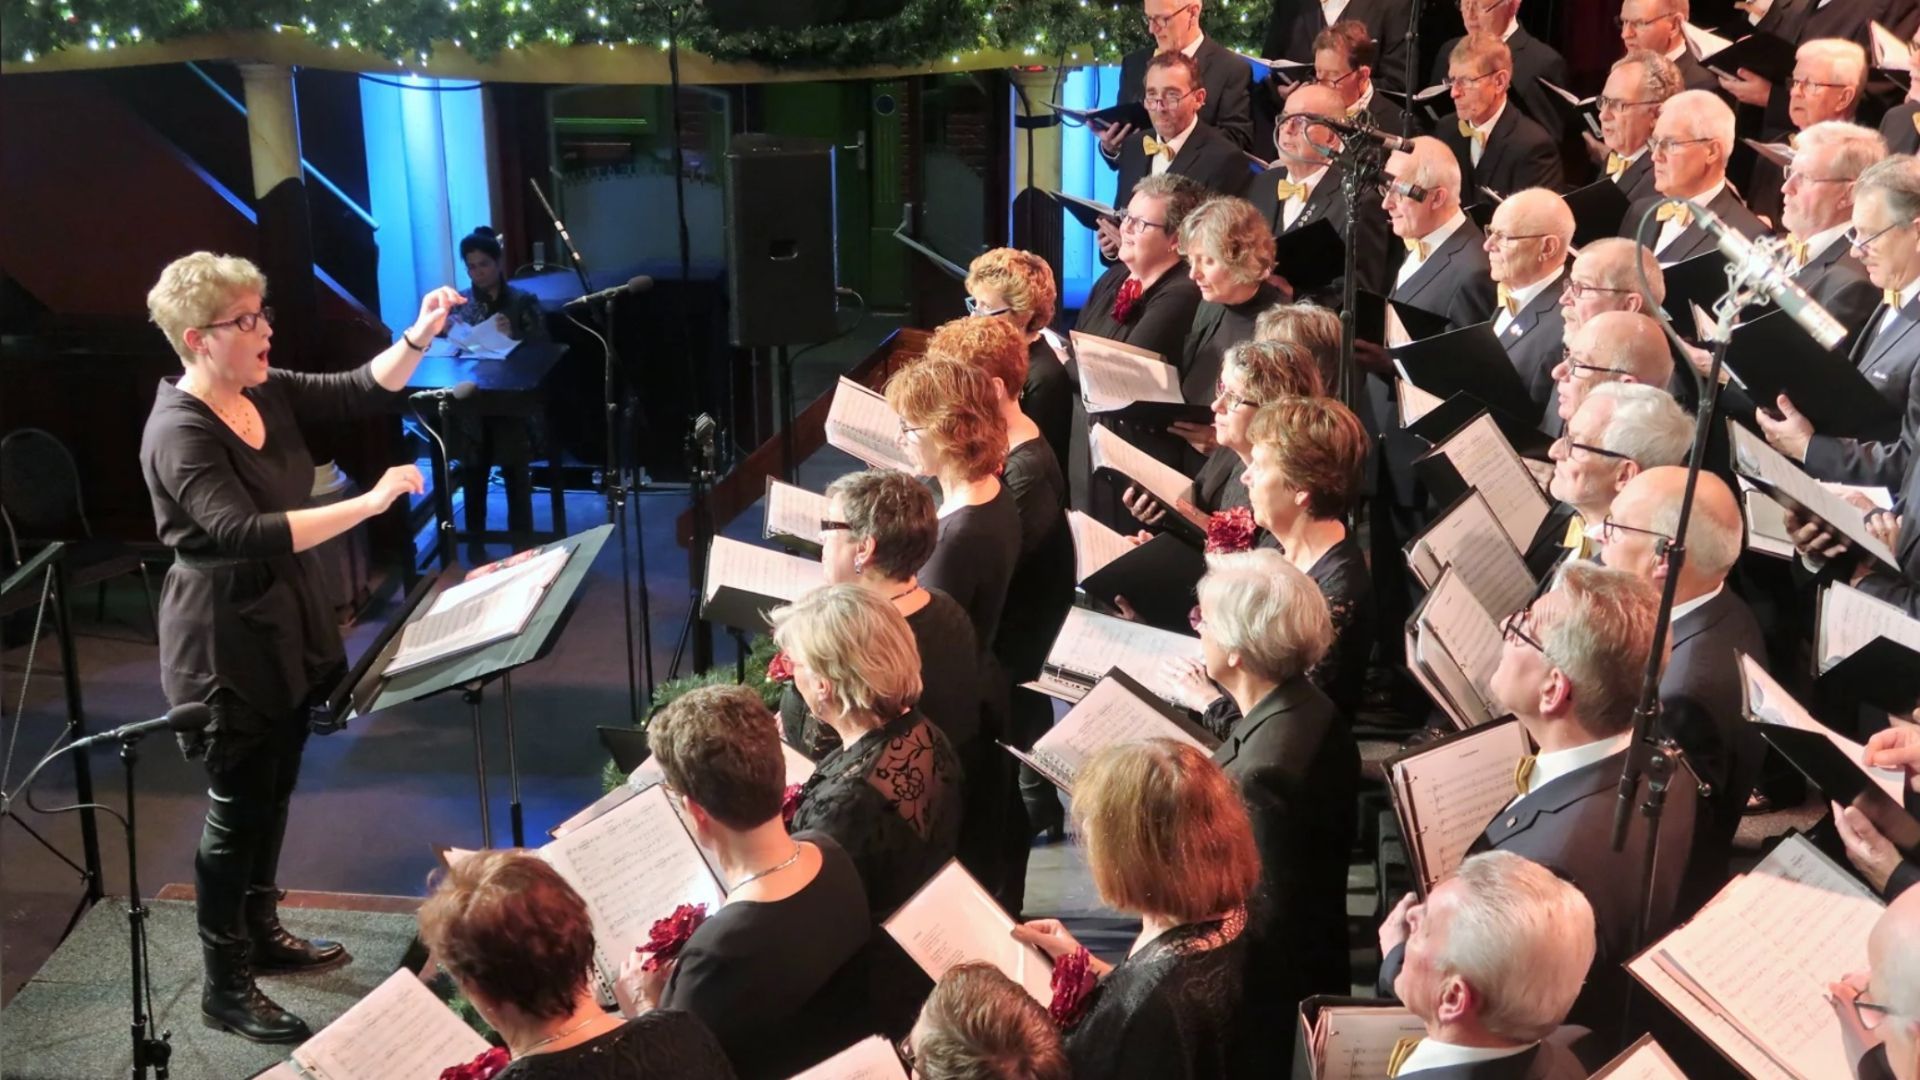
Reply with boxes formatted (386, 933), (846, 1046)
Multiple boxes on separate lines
(193, 692), (310, 948)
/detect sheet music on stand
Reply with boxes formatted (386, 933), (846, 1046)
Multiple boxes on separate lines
(1027, 605), (1203, 703)
(1590, 1035), (1687, 1079)
(1005, 669), (1219, 794)
(1420, 412), (1551, 553)
(883, 860), (1056, 1006)
(1386, 718), (1531, 894)
(826, 377), (915, 472)
(275, 969), (491, 1080)
(1628, 833), (1883, 1080)
(1406, 490), (1536, 622)
(385, 545), (572, 675)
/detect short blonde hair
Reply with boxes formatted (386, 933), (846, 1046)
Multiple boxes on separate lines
(966, 248), (1058, 335)
(886, 356), (1009, 482)
(1074, 740), (1260, 923)
(1250, 303), (1341, 390)
(1223, 339), (1324, 406)
(1197, 549), (1332, 682)
(927, 316), (1030, 396)
(770, 583), (923, 721)
(145, 252), (267, 364)
(1179, 197), (1277, 288)
(1247, 396), (1370, 519)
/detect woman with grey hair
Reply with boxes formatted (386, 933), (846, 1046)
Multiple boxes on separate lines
(903, 963), (1070, 1080)
(1170, 196), (1283, 469)
(1176, 548), (1359, 1072)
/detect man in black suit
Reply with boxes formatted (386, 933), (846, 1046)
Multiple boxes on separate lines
(1884, 96), (1920, 155)
(1264, 0), (1412, 94)
(1618, 0), (1721, 93)
(1386, 135), (1499, 330)
(1388, 852), (1594, 1080)
(1622, 89), (1769, 263)
(1112, 51), (1253, 207)
(1545, 309), (1675, 439)
(1598, 468), (1766, 896)
(1429, 0), (1574, 144)
(1747, 39), (1869, 225)
(1780, 120), (1887, 346)
(1104, 0), (1253, 159)
(1438, 35), (1564, 199)
(1537, 381), (1693, 567)
(1313, 19), (1409, 135)
(1759, 154), (1920, 488)
(1381, 561), (1700, 1041)
(1588, 52), (1683, 204)
(1251, 85), (1392, 296)
(1484, 187), (1574, 411)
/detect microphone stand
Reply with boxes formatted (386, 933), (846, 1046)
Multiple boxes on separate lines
(1327, 133), (1388, 419)
(118, 734), (170, 1080)
(411, 397), (458, 572)
(1403, 0), (1423, 142)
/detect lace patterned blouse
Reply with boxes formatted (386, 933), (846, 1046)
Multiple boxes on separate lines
(1062, 907), (1250, 1080)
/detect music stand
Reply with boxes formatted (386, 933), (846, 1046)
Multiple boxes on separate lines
(337, 523), (613, 847)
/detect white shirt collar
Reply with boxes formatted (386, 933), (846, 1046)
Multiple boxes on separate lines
(1288, 162), (1330, 187)
(1802, 222), (1851, 265)
(1159, 114), (1200, 156)
(1525, 732), (1632, 795)
(1665, 41), (1688, 63)
(1501, 18), (1520, 41)
(1469, 99), (1508, 137)
(1353, 83), (1375, 116)
(1670, 584), (1723, 624)
(1505, 267), (1564, 313)
(1419, 211), (1469, 255)
(1685, 178), (1728, 208)
(1399, 1039), (1533, 1076)
(1180, 30), (1205, 59)
(1321, 0), (1354, 21)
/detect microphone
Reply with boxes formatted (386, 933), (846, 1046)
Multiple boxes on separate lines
(1688, 201), (1847, 349)
(564, 275), (655, 309)
(409, 381), (477, 403)
(1311, 113), (1417, 153)
(69, 704), (211, 751)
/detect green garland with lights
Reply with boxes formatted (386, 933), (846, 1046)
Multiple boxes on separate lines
(0, 0), (1274, 69)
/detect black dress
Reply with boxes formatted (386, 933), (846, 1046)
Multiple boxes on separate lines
(779, 588), (982, 760)
(919, 484), (1021, 653)
(659, 834), (872, 1080)
(1062, 908), (1249, 1080)
(1024, 339), (1073, 477)
(1192, 447), (1250, 515)
(497, 1011), (735, 1080)
(1303, 533), (1373, 722)
(1178, 282), (1285, 408)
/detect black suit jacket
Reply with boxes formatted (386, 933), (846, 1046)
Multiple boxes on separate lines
(1263, 0), (1413, 93)
(1496, 272), (1567, 416)
(1367, 90), (1410, 139)
(1431, 27), (1574, 144)
(1798, 236), (1883, 352)
(1804, 296), (1920, 486)
(1439, 105), (1565, 199)
(1883, 102), (1920, 156)
(1075, 261), (1204, 362)
(1249, 161), (1392, 297)
(1610, 150), (1658, 203)
(1117, 37), (1255, 153)
(1622, 185), (1768, 264)
(1113, 120), (1252, 209)
(1674, 48), (1722, 94)
(1400, 1042), (1588, 1080)
(1660, 587), (1769, 895)
(1390, 217), (1499, 331)
(1854, 447), (1920, 615)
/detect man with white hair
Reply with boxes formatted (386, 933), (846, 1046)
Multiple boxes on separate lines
(1438, 35), (1563, 199)
(1748, 39), (1869, 224)
(1600, 467), (1766, 881)
(1485, 188), (1574, 414)
(1542, 382), (1693, 565)
(1104, 0), (1252, 157)
(1386, 136), (1498, 332)
(1388, 851), (1594, 1079)
(1428, 0), (1572, 145)
(1546, 309), (1675, 439)
(1835, 886), (1920, 1079)
(1777, 120), (1884, 342)
(1616, 0), (1718, 92)
(1622, 90), (1768, 265)
(1591, 52), (1685, 204)
(1380, 562), (1698, 1038)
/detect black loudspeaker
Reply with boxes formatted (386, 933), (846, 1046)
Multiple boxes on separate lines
(725, 134), (840, 348)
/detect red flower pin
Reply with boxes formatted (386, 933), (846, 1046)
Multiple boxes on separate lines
(638, 902), (708, 972)
(781, 783), (805, 829)
(766, 650), (795, 683)
(1204, 506), (1256, 554)
(1047, 946), (1098, 1029)
(440, 1046), (510, 1080)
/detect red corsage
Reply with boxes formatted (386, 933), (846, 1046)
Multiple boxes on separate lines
(1204, 506), (1256, 554)
(439, 1046), (509, 1080)
(781, 783), (804, 829)
(766, 650), (795, 683)
(1047, 946), (1098, 1029)
(1111, 277), (1143, 324)
(638, 902), (708, 972)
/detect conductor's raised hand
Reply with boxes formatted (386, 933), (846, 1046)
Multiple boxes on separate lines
(363, 465), (426, 515)
(412, 286), (467, 341)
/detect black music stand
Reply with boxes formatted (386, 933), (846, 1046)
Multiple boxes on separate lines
(336, 523), (613, 847)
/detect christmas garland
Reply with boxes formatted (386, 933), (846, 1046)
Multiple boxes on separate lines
(0, 0), (1272, 69)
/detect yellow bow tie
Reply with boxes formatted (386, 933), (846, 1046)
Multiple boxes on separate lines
(1274, 178), (1309, 203)
(1387, 1036), (1424, 1078)
(1787, 132), (1799, 150)
(1513, 754), (1538, 795)
(1562, 513), (1591, 554)
(1347, 102), (1367, 119)
(1142, 134), (1173, 159)
(1912, 112), (1920, 136)
(1655, 203), (1693, 227)
(1497, 283), (1520, 316)
(1887, 288), (1903, 309)
(1458, 119), (1484, 143)
(1787, 234), (1810, 267)
(1605, 152), (1628, 179)
(1404, 236), (1431, 260)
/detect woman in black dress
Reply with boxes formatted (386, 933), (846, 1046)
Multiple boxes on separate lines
(419, 850), (735, 1080)
(140, 253), (460, 1041)
(778, 469), (981, 760)
(964, 249), (1072, 470)
(1170, 196), (1283, 472)
(613, 685), (871, 1080)
(1013, 740), (1256, 1080)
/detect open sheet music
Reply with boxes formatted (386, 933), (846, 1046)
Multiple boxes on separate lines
(788, 1036), (910, 1080)
(1298, 1001), (1429, 1080)
(765, 479), (831, 555)
(1729, 423), (1898, 569)
(883, 860), (1055, 1005)
(1591, 1035), (1688, 1079)
(386, 545), (571, 675)
(1409, 566), (1506, 730)
(1388, 719), (1531, 894)
(1397, 379), (1446, 424)
(1008, 670), (1218, 794)
(1070, 331), (1194, 419)
(1066, 510), (1136, 582)
(1088, 423), (1207, 531)
(701, 536), (826, 632)
(1741, 483), (1796, 559)
(283, 969), (490, 1080)
(1406, 490), (1536, 622)
(1631, 834), (1883, 1080)
(1029, 605), (1203, 702)
(1873, 19), (1912, 69)
(1817, 581), (1920, 672)
(1738, 655), (1907, 802)
(1422, 413), (1550, 553)
(826, 377), (914, 472)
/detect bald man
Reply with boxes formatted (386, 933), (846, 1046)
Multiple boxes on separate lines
(1559, 239), (1665, 338)
(1386, 136), (1498, 332)
(1252, 84), (1391, 296)
(1486, 188), (1574, 414)
(1545, 310), (1675, 438)
(1622, 90), (1768, 265)
(1438, 35), (1563, 201)
(1601, 467), (1766, 884)
(1836, 886), (1920, 1079)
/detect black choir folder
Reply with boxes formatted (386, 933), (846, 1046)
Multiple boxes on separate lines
(1404, 565), (1509, 732)
(1004, 668), (1220, 795)
(1029, 605), (1203, 704)
(246, 968), (491, 1079)
(1815, 581), (1920, 713)
(1087, 423), (1210, 545)
(1067, 510), (1206, 633)
(762, 477), (829, 557)
(1562, 177), (1631, 248)
(1072, 331), (1212, 427)
(1272, 216), (1346, 296)
(1050, 189), (1122, 231)
(1047, 99), (1151, 133)
(1723, 312), (1900, 441)
(1412, 409), (1553, 555)
(1288, 997), (1426, 1080)
(1391, 321), (1540, 431)
(1386, 718), (1531, 895)
(700, 535), (825, 632)
(1354, 289), (1454, 346)
(883, 859), (1056, 1006)
(1687, 24), (1798, 84)
(1728, 422), (1902, 570)
(1628, 833), (1884, 1080)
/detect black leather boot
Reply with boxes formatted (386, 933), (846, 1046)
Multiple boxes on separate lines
(201, 942), (312, 1044)
(246, 887), (348, 973)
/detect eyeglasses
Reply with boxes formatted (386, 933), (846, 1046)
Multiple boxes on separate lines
(1554, 434), (1632, 461)
(1314, 68), (1360, 88)
(1846, 995), (1895, 1031)
(819, 519), (852, 534)
(1783, 169), (1851, 186)
(1846, 219), (1916, 254)
(1596, 95), (1661, 113)
(1120, 212), (1168, 233)
(1787, 76), (1851, 92)
(1460, 0), (1507, 13)
(897, 420), (925, 438)
(1500, 609), (1550, 655)
(1440, 70), (1505, 90)
(1142, 3), (1197, 30)
(1599, 515), (1673, 545)
(1559, 348), (1633, 379)
(1213, 379), (1257, 411)
(1486, 229), (1549, 246)
(1143, 89), (1194, 107)
(964, 296), (1011, 318)
(1647, 135), (1713, 155)
(1614, 12), (1678, 29)
(200, 306), (275, 334)
(1562, 278), (1633, 300)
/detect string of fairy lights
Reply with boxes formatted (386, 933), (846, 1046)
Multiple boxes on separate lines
(0, 0), (1276, 69)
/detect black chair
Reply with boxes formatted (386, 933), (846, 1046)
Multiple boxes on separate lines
(0, 428), (157, 640)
